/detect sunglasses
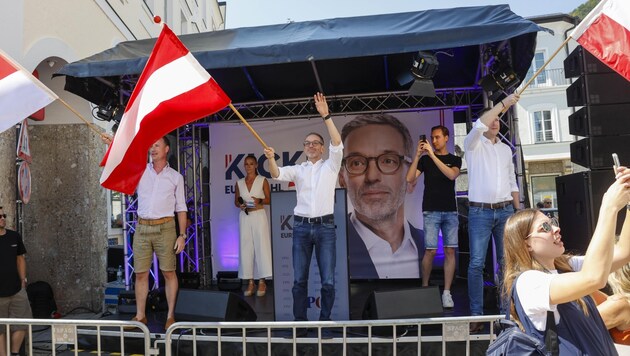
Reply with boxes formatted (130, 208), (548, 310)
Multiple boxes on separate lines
(526, 217), (559, 239)
(0, 214), (6, 219)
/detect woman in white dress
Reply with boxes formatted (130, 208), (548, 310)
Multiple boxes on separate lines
(234, 156), (273, 296)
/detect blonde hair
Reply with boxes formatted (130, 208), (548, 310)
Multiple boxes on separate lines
(502, 209), (589, 327)
(609, 263), (630, 298)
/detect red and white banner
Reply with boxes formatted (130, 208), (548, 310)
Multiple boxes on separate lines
(100, 24), (231, 194)
(570, 0), (630, 81)
(0, 50), (58, 134)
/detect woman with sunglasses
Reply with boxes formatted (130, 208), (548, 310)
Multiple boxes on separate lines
(501, 166), (630, 355)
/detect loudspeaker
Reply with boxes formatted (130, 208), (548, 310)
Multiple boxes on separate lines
(566, 72), (630, 107)
(216, 271), (241, 291)
(564, 45), (613, 78)
(107, 246), (124, 282)
(362, 286), (443, 320)
(569, 104), (630, 137)
(175, 289), (257, 322)
(569, 135), (629, 170)
(556, 171), (624, 255)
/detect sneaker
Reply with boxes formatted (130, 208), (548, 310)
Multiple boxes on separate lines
(442, 291), (454, 308)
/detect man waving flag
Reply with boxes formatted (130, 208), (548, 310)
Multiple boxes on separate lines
(570, 0), (630, 82)
(101, 24), (231, 194)
(0, 50), (58, 134)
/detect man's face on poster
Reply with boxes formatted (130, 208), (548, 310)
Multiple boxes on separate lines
(339, 124), (409, 221)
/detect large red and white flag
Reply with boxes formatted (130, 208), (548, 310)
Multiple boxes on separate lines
(570, 0), (630, 81)
(100, 25), (231, 194)
(0, 50), (58, 134)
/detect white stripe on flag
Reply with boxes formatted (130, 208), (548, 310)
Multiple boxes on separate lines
(571, 0), (630, 39)
(101, 52), (211, 180)
(0, 71), (56, 133)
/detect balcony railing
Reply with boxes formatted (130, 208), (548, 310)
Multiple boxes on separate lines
(520, 68), (571, 89)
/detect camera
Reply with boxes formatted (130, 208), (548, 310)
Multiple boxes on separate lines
(419, 134), (427, 142)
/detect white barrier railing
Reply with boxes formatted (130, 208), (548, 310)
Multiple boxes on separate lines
(162, 315), (503, 356)
(0, 318), (157, 355)
(1, 315), (503, 355)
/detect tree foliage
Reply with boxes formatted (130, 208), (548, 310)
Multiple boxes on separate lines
(571, 0), (600, 21)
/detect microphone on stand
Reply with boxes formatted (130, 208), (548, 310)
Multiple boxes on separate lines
(238, 197), (249, 215)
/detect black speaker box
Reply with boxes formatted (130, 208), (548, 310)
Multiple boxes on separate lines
(569, 135), (629, 170)
(556, 171), (624, 255)
(175, 289), (257, 322)
(569, 104), (630, 136)
(362, 286), (443, 320)
(107, 246), (124, 282)
(564, 45), (613, 78)
(566, 72), (630, 107)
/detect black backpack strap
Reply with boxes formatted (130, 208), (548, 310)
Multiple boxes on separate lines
(511, 274), (559, 355)
(544, 310), (559, 356)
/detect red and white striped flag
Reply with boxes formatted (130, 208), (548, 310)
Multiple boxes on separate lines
(0, 50), (58, 134)
(100, 24), (231, 194)
(570, 0), (630, 81)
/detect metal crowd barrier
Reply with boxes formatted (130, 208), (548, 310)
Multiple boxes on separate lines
(162, 315), (503, 356)
(0, 318), (156, 355)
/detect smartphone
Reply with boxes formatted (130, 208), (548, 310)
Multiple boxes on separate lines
(419, 134), (427, 142)
(613, 153), (620, 173)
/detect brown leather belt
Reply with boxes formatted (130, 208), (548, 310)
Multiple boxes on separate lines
(469, 201), (513, 209)
(137, 217), (174, 225)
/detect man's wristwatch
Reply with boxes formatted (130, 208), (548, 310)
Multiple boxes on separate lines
(178, 234), (186, 238)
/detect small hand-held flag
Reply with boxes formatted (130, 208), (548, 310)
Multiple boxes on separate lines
(0, 50), (58, 134)
(100, 24), (231, 194)
(570, 0), (630, 82)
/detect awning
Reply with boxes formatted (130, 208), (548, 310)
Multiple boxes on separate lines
(58, 5), (543, 105)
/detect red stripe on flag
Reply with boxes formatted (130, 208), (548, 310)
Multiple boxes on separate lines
(123, 25), (193, 115)
(0, 56), (17, 80)
(578, 13), (630, 82)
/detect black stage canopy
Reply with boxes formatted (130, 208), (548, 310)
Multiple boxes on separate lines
(58, 5), (543, 109)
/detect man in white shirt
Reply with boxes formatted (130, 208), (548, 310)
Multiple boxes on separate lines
(464, 93), (520, 325)
(264, 92), (342, 323)
(130, 137), (187, 330)
(339, 114), (423, 279)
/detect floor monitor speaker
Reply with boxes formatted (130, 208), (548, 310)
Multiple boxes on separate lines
(175, 289), (257, 322)
(362, 286), (442, 320)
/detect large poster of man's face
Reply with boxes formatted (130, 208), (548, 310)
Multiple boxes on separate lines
(209, 110), (454, 280)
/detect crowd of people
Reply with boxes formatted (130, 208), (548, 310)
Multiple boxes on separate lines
(3, 91), (629, 354)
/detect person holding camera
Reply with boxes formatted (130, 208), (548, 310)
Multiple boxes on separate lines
(406, 126), (461, 308)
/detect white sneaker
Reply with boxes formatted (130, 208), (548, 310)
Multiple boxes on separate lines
(442, 291), (454, 308)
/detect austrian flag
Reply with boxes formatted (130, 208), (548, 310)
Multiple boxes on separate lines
(0, 50), (58, 134)
(570, 0), (630, 82)
(100, 24), (231, 194)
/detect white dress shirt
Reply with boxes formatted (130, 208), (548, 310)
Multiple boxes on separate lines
(463, 120), (519, 204)
(350, 214), (420, 279)
(137, 163), (187, 219)
(276, 142), (343, 217)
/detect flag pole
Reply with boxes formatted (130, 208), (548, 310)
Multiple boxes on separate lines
(228, 103), (269, 148)
(499, 35), (573, 114)
(516, 36), (573, 95)
(55, 97), (109, 137)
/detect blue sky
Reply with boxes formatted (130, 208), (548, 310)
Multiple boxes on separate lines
(225, 1), (585, 28)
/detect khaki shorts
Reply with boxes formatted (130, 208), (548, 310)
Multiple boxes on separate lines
(0, 288), (32, 333)
(133, 219), (177, 273)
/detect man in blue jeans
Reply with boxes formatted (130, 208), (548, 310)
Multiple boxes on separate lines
(464, 93), (520, 332)
(264, 92), (343, 328)
(406, 125), (461, 308)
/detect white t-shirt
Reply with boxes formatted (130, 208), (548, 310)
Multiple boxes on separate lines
(515, 256), (585, 331)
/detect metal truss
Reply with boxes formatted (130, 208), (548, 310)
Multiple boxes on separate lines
(176, 125), (211, 286)
(207, 89), (485, 122)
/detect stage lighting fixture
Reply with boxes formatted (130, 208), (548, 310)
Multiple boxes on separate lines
(408, 51), (439, 97)
(478, 64), (520, 101)
(95, 103), (120, 121)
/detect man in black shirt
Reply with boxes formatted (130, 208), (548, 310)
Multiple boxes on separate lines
(0, 206), (31, 356)
(406, 125), (461, 308)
